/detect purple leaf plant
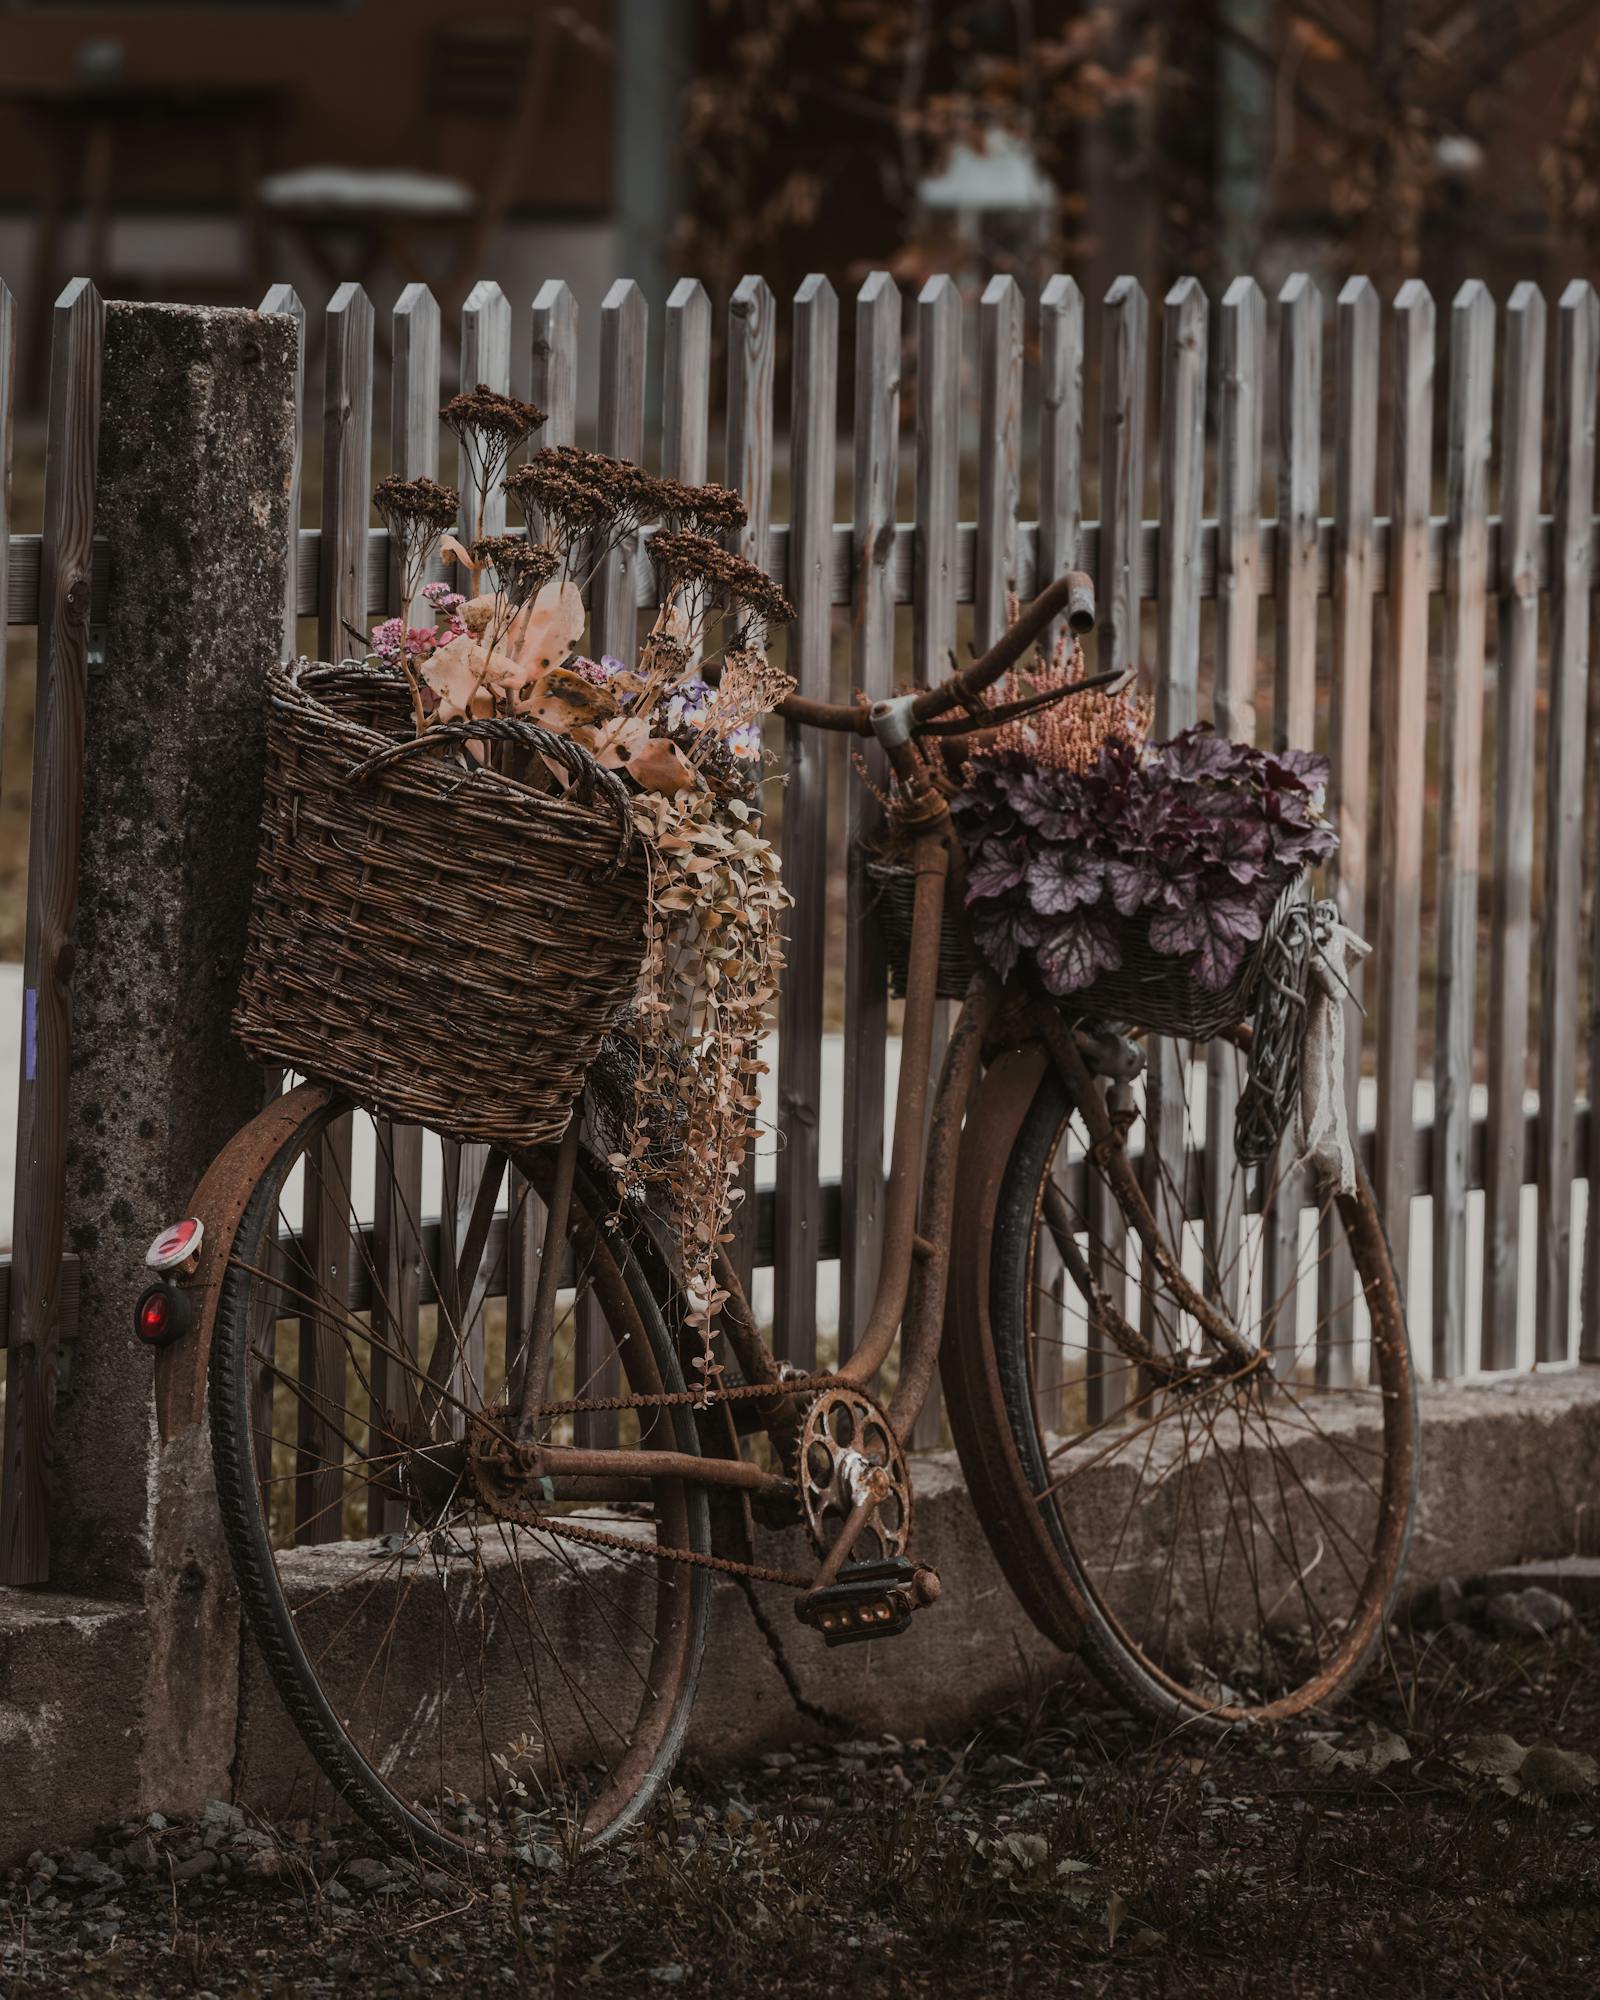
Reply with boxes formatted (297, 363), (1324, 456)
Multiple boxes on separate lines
(953, 725), (1338, 999)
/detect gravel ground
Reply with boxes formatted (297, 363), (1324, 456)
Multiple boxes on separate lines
(2, 1592), (1597, 1998)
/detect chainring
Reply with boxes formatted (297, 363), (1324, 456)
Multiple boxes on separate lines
(797, 1385), (912, 1562)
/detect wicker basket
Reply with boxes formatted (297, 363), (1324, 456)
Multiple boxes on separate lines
(866, 846), (1300, 1040)
(233, 661), (648, 1148)
(864, 857), (981, 1001)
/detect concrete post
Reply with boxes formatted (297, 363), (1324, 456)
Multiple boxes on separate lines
(51, 302), (297, 1785)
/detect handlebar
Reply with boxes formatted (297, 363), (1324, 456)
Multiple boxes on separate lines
(774, 569), (1097, 737)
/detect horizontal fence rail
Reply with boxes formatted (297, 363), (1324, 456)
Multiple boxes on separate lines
(4, 264), (1600, 1586)
(10, 514), (1600, 628)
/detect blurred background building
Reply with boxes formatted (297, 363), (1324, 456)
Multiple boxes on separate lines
(0, 0), (1596, 417)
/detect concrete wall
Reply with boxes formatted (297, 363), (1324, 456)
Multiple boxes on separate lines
(5, 1373), (1599, 1860)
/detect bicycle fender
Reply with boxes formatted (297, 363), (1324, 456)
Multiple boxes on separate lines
(155, 1081), (337, 1441)
(940, 1041), (1086, 1653)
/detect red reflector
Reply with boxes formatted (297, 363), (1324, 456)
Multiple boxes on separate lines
(138, 1291), (170, 1341)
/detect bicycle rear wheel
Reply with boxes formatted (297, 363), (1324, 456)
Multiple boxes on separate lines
(947, 1042), (1418, 1726)
(208, 1092), (708, 1861)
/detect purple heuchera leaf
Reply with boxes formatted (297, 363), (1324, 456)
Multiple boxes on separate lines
(964, 835), (1028, 903)
(971, 905), (1021, 983)
(1035, 914), (1123, 994)
(1104, 854), (1164, 916)
(1025, 848), (1104, 917)
(1148, 890), (1266, 989)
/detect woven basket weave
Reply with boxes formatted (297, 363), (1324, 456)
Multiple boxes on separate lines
(233, 661), (647, 1148)
(867, 847), (1297, 1040)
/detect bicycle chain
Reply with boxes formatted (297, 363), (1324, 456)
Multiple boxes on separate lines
(466, 1370), (857, 1592)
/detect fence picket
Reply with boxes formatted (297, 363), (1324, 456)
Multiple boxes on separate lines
(514, 280), (577, 1381)
(1484, 286), (1545, 1372)
(976, 275), (1023, 645)
(1320, 276), (1380, 1385)
(370, 282), (437, 1524)
(298, 282), (372, 1544)
(1207, 276), (1262, 1321)
(1038, 276), (1083, 631)
(1149, 278), (1206, 1367)
(1098, 278), (1148, 678)
(906, 274), (963, 1438)
(1096, 277), (1146, 1398)
(773, 276), (836, 1371)
(1538, 280), (1599, 1366)
(594, 279), (647, 650)
(574, 280), (648, 1441)
(1432, 282), (1494, 1380)
(458, 279), (511, 536)
(663, 278), (711, 485)
(1034, 274), (1083, 1428)
(1375, 282), (1435, 1305)
(0, 278), (103, 1584)
(1265, 275), (1320, 1354)
(723, 275), (775, 1300)
(914, 277), (960, 681)
(840, 272), (899, 1359)
(530, 280), (578, 447)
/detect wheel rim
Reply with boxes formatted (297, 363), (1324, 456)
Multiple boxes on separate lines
(1011, 1042), (1416, 1720)
(217, 1104), (706, 1855)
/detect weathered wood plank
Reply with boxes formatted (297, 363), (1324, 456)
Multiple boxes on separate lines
(723, 275), (775, 1299)
(1262, 275), (1321, 1357)
(1149, 278), (1207, 1358)
(0, 280), (103, 1583)
(1538, 280), (1598, 1366)
(317, 283), (374, 663)
(1207, 276), (1263, 1322)
(458, 279), (512, 537)
(1273, 275), (1321, 749)
(260, 284), (306, 658)
(1156, 276), (1207, 709)
(1319, 275), (1380, 1386)
(774, 275), (837, 1372)
(530, 280), (578, 449)
(909, 274), (961, 1443)
(1484, 285), (1544, 1373)
(1432, 281), (1494, 1380)
(913, 276), (960, 679)
(1098, 278), (1149, 677)
(298, 281), (372, 1544)
(663, 278), (711, 485)
(1037, 275), (1083, 632)
(369, 283), (438, 1521)
(594, 279), (647, 654)
(1375, 282), (1435, 1305)
(840, 272), (898, 1359)
(1035, 274), (1083, 1425)
(1214, 277), (1265, 743)
(975, 275), (1023, 645)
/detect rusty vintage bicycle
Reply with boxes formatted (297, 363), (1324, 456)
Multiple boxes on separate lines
(137, 568), (1418, 1862)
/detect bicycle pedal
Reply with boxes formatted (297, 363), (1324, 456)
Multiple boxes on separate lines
(795, 1556), (940, 1648)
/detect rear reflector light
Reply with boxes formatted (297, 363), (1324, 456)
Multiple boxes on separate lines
(133, 1282), (191, 1347)
(146, 1218), (204, 1272)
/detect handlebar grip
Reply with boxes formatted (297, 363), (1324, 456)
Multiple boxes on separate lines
(1064, 571), (1096, 634)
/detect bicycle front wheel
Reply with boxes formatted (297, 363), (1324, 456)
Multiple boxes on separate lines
(208, 1093), (709, 1862)
(948, 1046), (1418, 1726)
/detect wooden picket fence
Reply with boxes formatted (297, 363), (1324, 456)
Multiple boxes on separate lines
(2, 264), (1599, 1585)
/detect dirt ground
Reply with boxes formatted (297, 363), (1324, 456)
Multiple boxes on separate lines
(2, 1600), (1596, 2000)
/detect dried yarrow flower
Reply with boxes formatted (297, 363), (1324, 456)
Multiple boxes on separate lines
(648, 528), (795, 635)
(372, 474), (463, 725)
(506, 446), (666, 576)
(470, 534), (560, 609)
(654, 477), (749, 536)
(441, 384), (547, 535)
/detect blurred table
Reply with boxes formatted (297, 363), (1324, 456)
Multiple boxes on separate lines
(4, 82), (288, 399)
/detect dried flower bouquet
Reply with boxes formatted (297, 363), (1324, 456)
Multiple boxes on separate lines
(367, 391), (796, 1391)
